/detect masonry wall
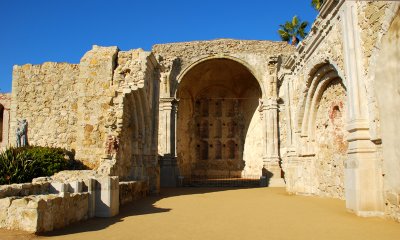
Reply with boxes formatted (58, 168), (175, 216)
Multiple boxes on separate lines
(282, 0), (400, 221)
(9, 46), (160, 191)
(281, 8), (347, 198)
(10, 63), (79, 151)
(75, 46), (118, 169)
(371, 7), (400, 222)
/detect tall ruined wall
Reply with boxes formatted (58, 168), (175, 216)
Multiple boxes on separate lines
(280, 1), (347, 198)
(282, 0), (400, 221)
(109, 49), (160, 191)
(74, 46), (160, 192)
(10, 63), (79, 150)
(9, 46), (160, 193)
(75, 46), (118, 169)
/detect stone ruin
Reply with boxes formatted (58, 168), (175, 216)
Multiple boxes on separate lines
(0, 0), (399, 232)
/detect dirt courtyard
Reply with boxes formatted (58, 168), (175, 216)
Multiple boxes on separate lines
(1, 187), (399, 240)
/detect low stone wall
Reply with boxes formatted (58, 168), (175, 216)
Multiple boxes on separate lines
(0, 193), (89, 232)
(0, 174), (155, 233)
(0, 173), (120, 233)
(119, 181), (148, 206)
(0, 182), (50, 198)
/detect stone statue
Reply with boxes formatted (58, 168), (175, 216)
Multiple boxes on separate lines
(16, 119), (28, 147)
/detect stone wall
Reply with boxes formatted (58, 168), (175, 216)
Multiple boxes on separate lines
(281, 0), (400, 221)
(9, 46), (160, 190)
(106, 49), (160, 191)
(314, 79), (347, 199)
(281, 0), (348, 197)
(119, 181), (148, 206)
(0, 182), (50, 198)
(0, 173), (123, 232)
(0, 193), (89, 233)
(75, 46), (118, 169)
(0, 93), (11, 149)
(10, 63), (79, 150)
(371, 6), (400, 222)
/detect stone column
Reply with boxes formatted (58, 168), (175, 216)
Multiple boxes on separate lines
(262, 57), (285, 187)
(159, 97), (179, 187)
(341, 1), (384, 216)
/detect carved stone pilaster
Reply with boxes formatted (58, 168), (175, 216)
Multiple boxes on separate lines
(261, 57), (285, 187)
(159, 97), (179, 187)
(341, 1), (383, 216)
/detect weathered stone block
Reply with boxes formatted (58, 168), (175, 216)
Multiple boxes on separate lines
(94, 176), (119, 217)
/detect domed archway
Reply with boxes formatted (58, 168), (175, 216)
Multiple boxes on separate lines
(176, 58), (263, 178)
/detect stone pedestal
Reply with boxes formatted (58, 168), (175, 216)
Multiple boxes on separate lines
(94, 176), (119, 217)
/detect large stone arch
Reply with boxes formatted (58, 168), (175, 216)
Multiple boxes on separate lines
(175, 57), (263, 178)
(174, 55), (266, 98)
(373, 9), (400, 218)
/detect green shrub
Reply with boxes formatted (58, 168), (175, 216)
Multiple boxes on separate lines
(0, 146), (83, 185)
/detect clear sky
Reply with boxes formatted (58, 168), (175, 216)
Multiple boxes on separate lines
(0, 0), (318, 93)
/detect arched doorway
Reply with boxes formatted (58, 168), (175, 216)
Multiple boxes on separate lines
(176, 58), (262, 178)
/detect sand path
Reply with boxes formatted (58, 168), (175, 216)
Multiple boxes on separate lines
(1, 188), (399, 240)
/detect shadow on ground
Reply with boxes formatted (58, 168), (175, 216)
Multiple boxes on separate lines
(38, 187), (257, 237)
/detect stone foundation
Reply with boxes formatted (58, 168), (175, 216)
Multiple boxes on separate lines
(0, 193), (89, 233)
(0, 172), (151, 233)
(119, 181), (149, 206)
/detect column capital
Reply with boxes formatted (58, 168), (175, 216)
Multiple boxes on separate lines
(160, 97), (178, 103)
(159, 98), (179, 110)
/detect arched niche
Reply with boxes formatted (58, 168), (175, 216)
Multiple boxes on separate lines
(176, 58), (262, 177)
(297, 62), (348, 198)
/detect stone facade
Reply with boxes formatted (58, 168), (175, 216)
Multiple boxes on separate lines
(0, 0), (399, 229)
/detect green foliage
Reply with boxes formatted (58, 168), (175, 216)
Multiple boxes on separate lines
(278, 15), (308, 45)
(312, 0), (324, 10)
(0, 146), (83, 185)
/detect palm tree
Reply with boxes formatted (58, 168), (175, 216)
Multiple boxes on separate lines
(312, 0), (324, 10)
(278, 16), (308, 45)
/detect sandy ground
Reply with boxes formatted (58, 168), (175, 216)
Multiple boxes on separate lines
(1, 187), (399, 240)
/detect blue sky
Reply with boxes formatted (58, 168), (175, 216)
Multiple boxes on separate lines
(0, 0), (317, 93)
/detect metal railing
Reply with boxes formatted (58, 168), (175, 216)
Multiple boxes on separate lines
(177, 175), (267, 188)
